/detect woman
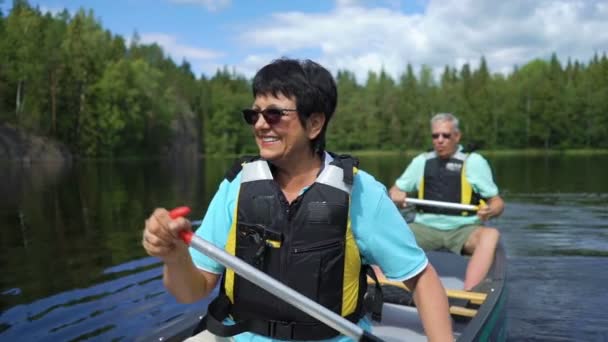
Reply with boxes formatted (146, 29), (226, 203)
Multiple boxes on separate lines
(142, 58), (453, 341)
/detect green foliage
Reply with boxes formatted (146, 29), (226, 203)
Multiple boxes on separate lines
(0, 3), (607, 157)
(2, 1), (45, 128)
(81, 59), (172, 156)
(0, 6), (7, 119)
(203, 68), (252, 155)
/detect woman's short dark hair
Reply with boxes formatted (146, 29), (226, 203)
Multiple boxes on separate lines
(252, 58), (337, 153)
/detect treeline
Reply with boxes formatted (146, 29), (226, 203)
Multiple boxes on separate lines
(1, 1), (607, 158)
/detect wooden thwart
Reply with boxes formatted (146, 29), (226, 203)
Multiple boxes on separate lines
(444, 288), (486, 306)
(366, 277), (486, 318)
(367, 271), (487, 304)
(367, 277), (487, 304)
(448, 306), (477, 318)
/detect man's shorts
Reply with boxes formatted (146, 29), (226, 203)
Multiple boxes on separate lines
(408, 222), (479, 255)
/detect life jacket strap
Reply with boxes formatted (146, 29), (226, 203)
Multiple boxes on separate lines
(198, 293), (363, 340)
(329, 153), (359, 185)
(192, 294), (240, 337)
(363, 265), (384, 322)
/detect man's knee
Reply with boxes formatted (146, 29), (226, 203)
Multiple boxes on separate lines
(465, 227), (499, 253)
(483, 227), (500, 244)
(476, 227), (500, 252)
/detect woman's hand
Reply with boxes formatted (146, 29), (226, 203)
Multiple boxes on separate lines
(142, 208), (192, 263)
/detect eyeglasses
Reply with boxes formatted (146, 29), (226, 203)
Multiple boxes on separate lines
(431, 133), (452, 139)
(242, 108), (297, 125)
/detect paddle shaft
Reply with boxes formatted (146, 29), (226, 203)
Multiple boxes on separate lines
(170, 208), (382, 342)
(406, 198), (479, 211)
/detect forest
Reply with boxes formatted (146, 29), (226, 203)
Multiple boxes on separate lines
(1, 0), (607, 157)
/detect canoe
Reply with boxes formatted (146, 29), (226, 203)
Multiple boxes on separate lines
(371, 242), (507, 341)
(138, 242), (507, 342)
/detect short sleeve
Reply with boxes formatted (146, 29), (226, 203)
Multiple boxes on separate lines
(465, 153), (499, 198)
(394, 154), (426, 192)
(189, 175), (240, 274)
(352, 171), (428, 281)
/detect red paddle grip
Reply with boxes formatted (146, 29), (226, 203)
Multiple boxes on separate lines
(168, 206), (194, 245)
(169, 206), (191, 219)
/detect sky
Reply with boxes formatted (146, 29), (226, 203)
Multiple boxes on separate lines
(3, 0), (608, 81)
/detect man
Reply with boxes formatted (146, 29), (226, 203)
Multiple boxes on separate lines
(389, 113), (504, 291)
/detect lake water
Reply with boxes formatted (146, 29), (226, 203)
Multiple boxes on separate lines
(1, 153), (607, 341)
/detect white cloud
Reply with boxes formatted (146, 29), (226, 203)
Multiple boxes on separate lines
(168, 0), (231, 12)
(139, 33), (224, 74)
(236, 0), (608, 82)
(238, 54), (278, 78)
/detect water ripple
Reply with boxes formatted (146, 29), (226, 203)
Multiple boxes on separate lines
(0, 260), (209, 341)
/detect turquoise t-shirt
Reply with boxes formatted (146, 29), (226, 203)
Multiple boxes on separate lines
(189, 154), (428, 342)
(394, 146), (499, 230)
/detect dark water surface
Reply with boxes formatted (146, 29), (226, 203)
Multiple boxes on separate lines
(1, 153), (607, 341)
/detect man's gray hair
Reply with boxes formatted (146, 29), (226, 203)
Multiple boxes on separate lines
(431, 113), (460, 132)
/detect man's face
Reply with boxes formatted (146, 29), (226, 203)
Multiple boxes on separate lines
(431, 120), (461, 159)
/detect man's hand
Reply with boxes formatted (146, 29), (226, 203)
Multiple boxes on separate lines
(389, 185), (408, 208)
(476, 204), (493, 221)
(477, 196), (505, 221)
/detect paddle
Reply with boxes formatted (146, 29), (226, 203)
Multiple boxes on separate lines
(405, 198), (479, 211)
(169, 207), (384, 342)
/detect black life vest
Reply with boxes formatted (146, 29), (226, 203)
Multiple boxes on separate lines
(415, 150), (485, 216)
(199, 153), (370, 340)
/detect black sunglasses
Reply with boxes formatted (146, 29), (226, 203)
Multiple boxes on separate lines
(431, 133), (452, 139)
(242, 108), (297, 125)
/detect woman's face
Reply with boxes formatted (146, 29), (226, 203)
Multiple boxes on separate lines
(249, 93), (323, 165)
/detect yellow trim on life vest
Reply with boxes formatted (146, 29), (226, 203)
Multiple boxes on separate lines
(418, 163), (425, 199)
(342, 166), (360, 316)
(461, 157), (472, 215)
(224, 191), (240, 304)
(342, 210), (361, 316)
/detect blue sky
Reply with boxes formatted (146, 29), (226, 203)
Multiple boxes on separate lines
(3, 0), (607, 81)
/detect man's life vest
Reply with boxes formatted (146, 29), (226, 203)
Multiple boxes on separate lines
(198, 153), (370, 340)
(414, 150), (485, 216)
